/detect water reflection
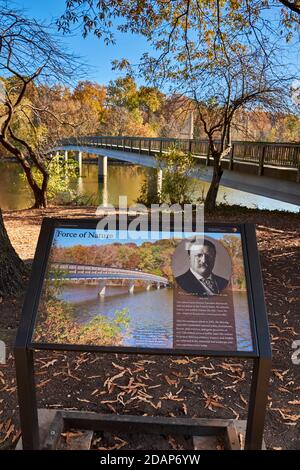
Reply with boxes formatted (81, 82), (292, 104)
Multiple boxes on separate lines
(59, 284), (173, 348)
(0, 160), (298, 212)
(58, 284), (253, 351)
(232, 290), (253, 351)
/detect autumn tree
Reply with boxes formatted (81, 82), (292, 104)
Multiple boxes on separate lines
(58, 1), (300, 41)
(58, 0), (297, 211)
(184, 43), (291, 210)
(73, 80), (107, 127)
(0, 208), (28, 297)
(104, 76), (164, 136)
(31, 81), (106, 141)
(0, 6), (81, 208)
(0, 5), (81, 296)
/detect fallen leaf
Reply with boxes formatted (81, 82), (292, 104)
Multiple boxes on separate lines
(164, 375), (178, 386)
(240, 394), (248, 406)
(40, 359), (58, 369)
(36, 379), (51, 389)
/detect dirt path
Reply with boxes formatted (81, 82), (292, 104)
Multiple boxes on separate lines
(0, 206), (299, 450)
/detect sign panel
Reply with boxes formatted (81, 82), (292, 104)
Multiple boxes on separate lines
(31, 223), (255, 355)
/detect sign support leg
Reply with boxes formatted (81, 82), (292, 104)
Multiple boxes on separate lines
(244, 357), (271, 450)
(14, 347), (40, 449)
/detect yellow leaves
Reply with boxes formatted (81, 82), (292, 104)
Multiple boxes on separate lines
(203, 29), (215, 45)
(229, 0), (242, 11)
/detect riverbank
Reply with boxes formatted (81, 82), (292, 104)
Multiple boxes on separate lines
(0, 205), (299, 449)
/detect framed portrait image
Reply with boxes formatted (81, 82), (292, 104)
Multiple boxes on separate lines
(23, 218), (261, 358)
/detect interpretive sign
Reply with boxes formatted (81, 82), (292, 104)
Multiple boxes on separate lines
(14, 217), (271, 450)
(30, 221), (256, 356)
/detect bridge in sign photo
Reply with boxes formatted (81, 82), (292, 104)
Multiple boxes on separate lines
(50, 262), (170, 297)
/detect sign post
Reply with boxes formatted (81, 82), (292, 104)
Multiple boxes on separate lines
(14, 218), (271, 450)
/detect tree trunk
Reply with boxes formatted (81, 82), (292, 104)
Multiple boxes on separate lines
(0, 209), (28, 297)
(204, 157), (223, 212)
(21, 163), (49, 209)
(31, 184), (48, 209)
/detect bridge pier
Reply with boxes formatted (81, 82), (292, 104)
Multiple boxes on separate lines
(64, 150), (68, 162)
(146, 283), (152, 291)
(128, 282), (135, 294)
(75, 151), (83, 176)
(101, 174), (108, 207)
(145, 168), (163, 202)
(98, 283), (106, 297)
(157, 283), (161, 290)
(98, 155), (108, 181)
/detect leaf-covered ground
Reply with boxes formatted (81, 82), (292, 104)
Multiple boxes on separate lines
(0, 206), (299, 450)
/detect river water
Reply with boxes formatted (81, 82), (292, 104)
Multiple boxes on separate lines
(58, 284), (253, 351)
(0, 160), (298, 212)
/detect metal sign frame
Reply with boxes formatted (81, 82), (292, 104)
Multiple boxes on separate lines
(14, 217), (272, 450)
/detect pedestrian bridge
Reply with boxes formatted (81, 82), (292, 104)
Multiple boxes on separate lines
(52, 135), (300, 206)
(50, 262), (169, 296)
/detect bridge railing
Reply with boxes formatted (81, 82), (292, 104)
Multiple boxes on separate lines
(59, 135), (300, 171)
(51, 262), (169, 284)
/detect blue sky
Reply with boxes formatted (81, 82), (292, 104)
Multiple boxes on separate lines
(10, 1), (300, 89)
(12, 0), (150, 86)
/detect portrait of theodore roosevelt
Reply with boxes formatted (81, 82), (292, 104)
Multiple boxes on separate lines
(174, 237), (229, 296)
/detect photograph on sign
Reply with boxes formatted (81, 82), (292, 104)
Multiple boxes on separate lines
(31, 227), (254, 353)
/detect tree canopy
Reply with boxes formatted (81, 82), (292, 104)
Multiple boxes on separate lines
(58, 1), (300, 42)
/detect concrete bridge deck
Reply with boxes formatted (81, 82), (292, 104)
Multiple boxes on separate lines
(53, 144), (300, 207)
(51, 263), (169, 286)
